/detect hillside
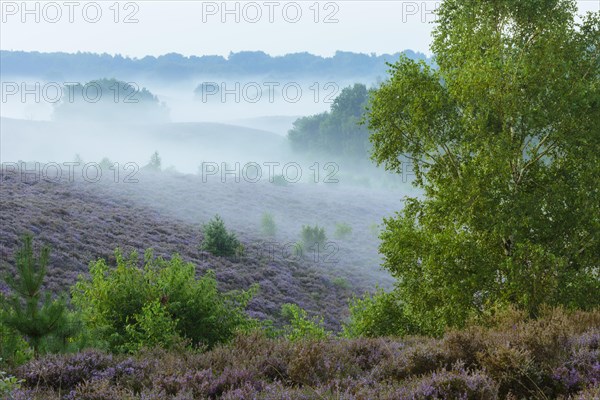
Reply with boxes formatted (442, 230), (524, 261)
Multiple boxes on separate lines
(0, 118), (288, 173)
(0, 166), (401, 330)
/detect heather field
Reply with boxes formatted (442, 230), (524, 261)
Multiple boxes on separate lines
(2, 1), (599, 399)
(7, 308), (600, 399)
(0, 166), (403, 329)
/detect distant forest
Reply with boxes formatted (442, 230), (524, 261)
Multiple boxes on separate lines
(0, 50), (430, 80)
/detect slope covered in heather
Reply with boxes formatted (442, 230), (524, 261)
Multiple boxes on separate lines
(0, 166), (402, 329)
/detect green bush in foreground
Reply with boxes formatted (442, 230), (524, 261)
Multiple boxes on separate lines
(0, 366), (23, 398)
(0, 321), (31, 370)
(342, 288), (418, 338)
(281, 303), (330, 341)
(72, 249), (256, 352)
(200, 215), (241, 257)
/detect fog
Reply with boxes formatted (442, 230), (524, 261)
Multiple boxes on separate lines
(0, 69), (418, 291)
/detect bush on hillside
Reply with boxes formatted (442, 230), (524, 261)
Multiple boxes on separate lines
(71, 249), (256, 352)
(200, 215), (241, 257)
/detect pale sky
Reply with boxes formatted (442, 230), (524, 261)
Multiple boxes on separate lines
(1, 1), (441, 57)
(1, 1), (598, 58)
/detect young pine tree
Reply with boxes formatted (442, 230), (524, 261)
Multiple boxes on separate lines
(1, 235), (67, 355)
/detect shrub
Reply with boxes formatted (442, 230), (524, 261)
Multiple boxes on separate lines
(260, 213), (276, 237)
(342, 289), (417, 338)
(1, 365), (23, 398)
(333, 222), (352, 239)
(280, 304), (330, 341)
(144, 151), (161, 171)
(331, 276), (350, 290)
(71, 249), (256, 352)
(123, 300), (182, 353)
(393, 363), (498, 399)
(10, 309), (600, 399)
(200, 215), (241, 257)
(0, 322), (31, 369)
(271, 175), (288, 186)
(300, 225), (327, 251)
(98, 157), (113, 171)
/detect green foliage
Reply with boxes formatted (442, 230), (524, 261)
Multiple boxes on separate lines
(124, 300), (181, 352)
(260, 212), (277, 237)
(331, 276), (350, 290)
(71, 249), (256, 352)
(300, 225), (327, 251)
(145, 151), (161, 171)
(367, 0), (600, 333)
(281, 304), (330, 341)
(288, 84), (371, 159)
(0, 365), (23, 398)
(0, 321), (31, 369)
(271, 174), (288, 186)
(333, 222), (352, 239)
(342, 289), (417, 338)
(1, 235), (67, 355)
(200, 215), (241, 257)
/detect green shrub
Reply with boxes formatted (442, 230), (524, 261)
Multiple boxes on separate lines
(271, 175), (288, 186)
(0, 322), (31, 369)
(0, 366), (23, 398)
(333, 222), (352, 239)
(261, 212), (277, 237)
(300, 225), (327, 251)
(332, 276), (350, 290)
(342, 289), (417, 338)
(123, 300), (182, 352)
(281, 304), (330, 341)
(72, 249), (256, 352)
(200, 215), (241, 257)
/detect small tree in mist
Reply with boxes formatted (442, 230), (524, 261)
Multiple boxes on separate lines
(146, 151), (162, 171)
(73, 154), (84, 164)
(334, 222), (352, 239)
(200, 215), (241, 257)
(1, 235), (67, 356)
(98, 157), (113, 171)
(300, 225), (327, 251)
(261, 213), (277, 237)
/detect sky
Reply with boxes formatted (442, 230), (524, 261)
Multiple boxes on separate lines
(1, 1), (598, 58)
(1, 1), (442, 57)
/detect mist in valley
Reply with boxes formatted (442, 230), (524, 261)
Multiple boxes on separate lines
(0, 61), (422, 307)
